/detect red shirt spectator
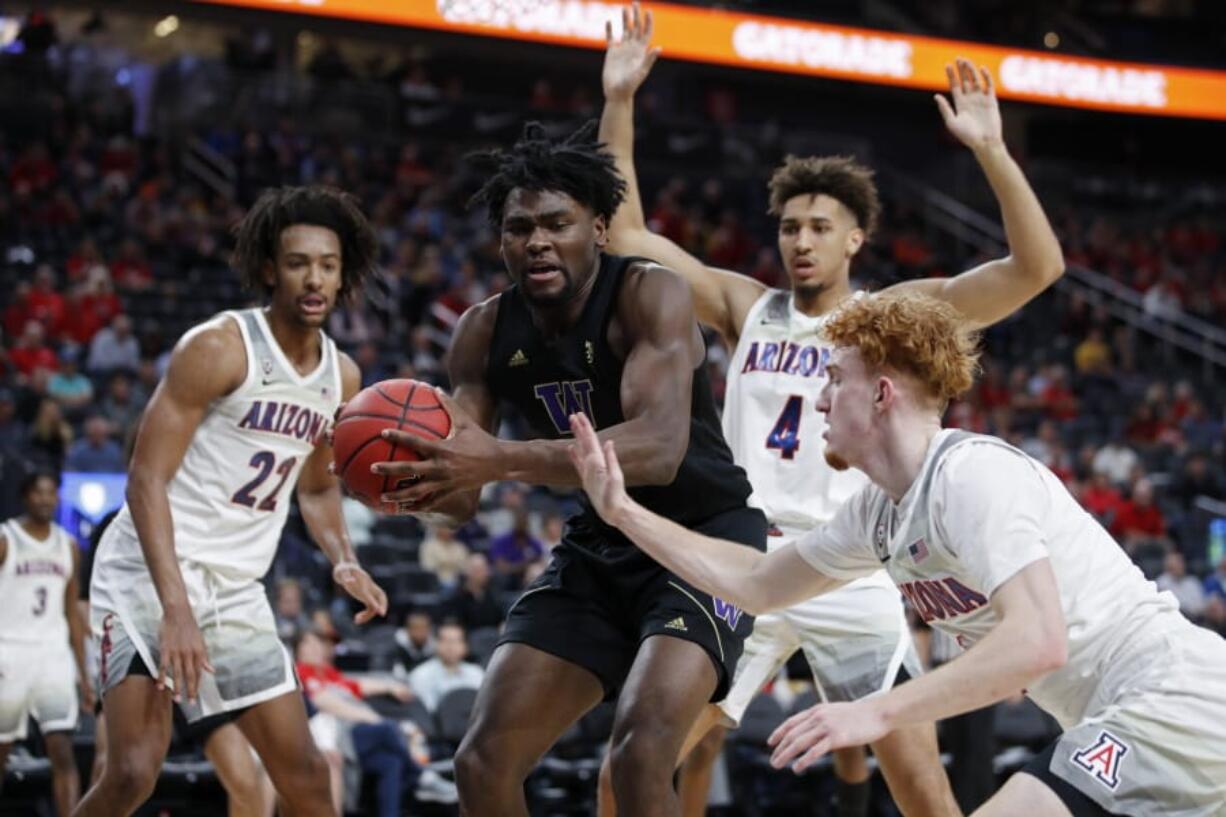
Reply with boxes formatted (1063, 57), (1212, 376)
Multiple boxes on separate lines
(1081, 474), (1123, 521)
(111, 239), (154, 290)
(1111, 480), (1166, 542)
(10, 321), (59, 376)
(25, 266), (67, 337)
(297, 662), (364, 701)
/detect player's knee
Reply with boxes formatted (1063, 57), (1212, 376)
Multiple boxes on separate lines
(608, 723), (675, 796)
(455, 730), (519, 798)
(107, 752), (161, 804)
(687, 724), (727, 767)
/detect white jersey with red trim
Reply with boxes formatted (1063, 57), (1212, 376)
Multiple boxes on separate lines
(0, 519), (74, 646)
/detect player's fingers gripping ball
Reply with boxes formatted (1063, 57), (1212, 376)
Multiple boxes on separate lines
(331, 379), (452, 513)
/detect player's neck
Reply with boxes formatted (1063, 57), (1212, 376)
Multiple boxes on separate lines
(19, 516), (51, 540)
(864, 415), (942, 503)
(263, 307), (322, 374)
(792, 278), (853, 317)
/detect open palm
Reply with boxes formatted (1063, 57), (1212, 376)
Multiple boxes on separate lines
(603, 2), (661, 101)
(935, 58), (1003, 151)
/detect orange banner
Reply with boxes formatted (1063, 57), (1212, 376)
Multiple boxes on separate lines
(193, 0), (1226, 120)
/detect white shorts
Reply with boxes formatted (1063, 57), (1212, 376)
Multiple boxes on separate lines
(0, 642), (79, 741)
(720, 534), (920, 726)
(91, 531), (296, 723)
(1040, 622), (1226, 817)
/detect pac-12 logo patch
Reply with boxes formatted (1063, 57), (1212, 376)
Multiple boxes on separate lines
(1071, 730), (1129, 790)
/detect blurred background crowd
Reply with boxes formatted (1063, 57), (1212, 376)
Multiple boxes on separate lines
(2, 2), (1226, 815)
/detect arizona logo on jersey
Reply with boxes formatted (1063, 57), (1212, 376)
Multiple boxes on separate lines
(1071, 730), (1129, 790)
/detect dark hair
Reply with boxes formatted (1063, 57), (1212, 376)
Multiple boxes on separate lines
(467, 120), (627, 227)
(767, 155), (881, 241)
(232, 186), (378, 301)
(20, 470), (59, 497)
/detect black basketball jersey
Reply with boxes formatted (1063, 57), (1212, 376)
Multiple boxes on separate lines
(485, 253), (754, 563)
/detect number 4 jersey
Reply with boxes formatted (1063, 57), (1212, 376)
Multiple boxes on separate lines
(95, 309), (341, 592)
(723, 289), (867, 533)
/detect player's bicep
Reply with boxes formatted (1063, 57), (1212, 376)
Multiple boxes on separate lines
(619, 267), (699, 427)
(445, 301), (499, 434)
(130, 325), (244, 484)
(885, 257), (1031, 330)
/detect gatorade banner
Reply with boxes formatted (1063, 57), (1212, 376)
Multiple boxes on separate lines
(193, 0), (1226, 121)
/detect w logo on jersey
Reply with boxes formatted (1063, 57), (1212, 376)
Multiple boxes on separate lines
(713, 597), (743, 630)
(1071, 730), (1129, 790)
(534, 380), (595, 435)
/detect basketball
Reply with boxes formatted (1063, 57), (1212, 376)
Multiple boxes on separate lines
(332, 379), (452, 512)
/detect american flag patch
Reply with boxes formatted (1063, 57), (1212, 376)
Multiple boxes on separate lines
(908, 538), (929, 563)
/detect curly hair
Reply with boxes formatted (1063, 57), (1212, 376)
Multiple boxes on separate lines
(467, 120), (627, 227)
(767, 155), (881, 240)
(232, 186), (378, 301)
(823, 292), (980, 407)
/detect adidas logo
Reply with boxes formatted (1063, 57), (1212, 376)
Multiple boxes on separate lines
(664, 617), (687, 632)
(509, 349), (529, 367)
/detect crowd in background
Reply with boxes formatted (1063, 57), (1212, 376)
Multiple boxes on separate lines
(3, 6), (1226, 814)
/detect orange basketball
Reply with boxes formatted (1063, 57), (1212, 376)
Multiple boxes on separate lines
(332, 379), (452, 513)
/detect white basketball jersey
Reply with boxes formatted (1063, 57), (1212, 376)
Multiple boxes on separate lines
(797, 430), (1185, 728)
(100, 309), (341, 589)
(724, 289), (868, 534)
(0, 519), (74, 646)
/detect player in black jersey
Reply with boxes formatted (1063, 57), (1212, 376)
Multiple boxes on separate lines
(373, 122), (767, 816)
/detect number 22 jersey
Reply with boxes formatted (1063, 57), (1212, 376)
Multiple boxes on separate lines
(722, 289), (867, 533)
(96, 309), (340, 591)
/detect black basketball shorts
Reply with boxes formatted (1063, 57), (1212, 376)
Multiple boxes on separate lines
(498, 506), (768, 701)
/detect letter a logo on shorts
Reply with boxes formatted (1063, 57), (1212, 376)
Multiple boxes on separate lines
(1071, 730), (1129, 790)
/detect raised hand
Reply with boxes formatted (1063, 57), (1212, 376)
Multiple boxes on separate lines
(603, 2), (661, 101)
(934, 58), (1004, 153)
(567, 412), (631, 525)
(333, 562), (389, 625)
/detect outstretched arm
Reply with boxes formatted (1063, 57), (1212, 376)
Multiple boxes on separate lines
(887, 59), (1064, 328)
(297, 352), (388, 625)
(64, 543), (94, 712)
(599, 3), (764, 342)
(567, 412), (843, 614)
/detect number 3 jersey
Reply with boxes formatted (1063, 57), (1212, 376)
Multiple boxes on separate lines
(723, 289), (867, 534)
(96, 309), (341, 592)
(0, 519), (74, 646)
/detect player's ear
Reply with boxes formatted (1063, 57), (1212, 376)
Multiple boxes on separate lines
(874, 376), (893, 412)
(845, 226), (865, 259)
(592, 214), (609, 248)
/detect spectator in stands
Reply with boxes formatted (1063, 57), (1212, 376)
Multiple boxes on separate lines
(69, 266), (124, 346)
(100, 372), (143, 434)
(46, 349), (93, 415)
(109, 237), (154, 290)
(1111, 477), (1172, 553)
(1157, 551), (1206, 621)
(393, 609), (436, 675)
(541, 512), (565, 550)
(406, 621), (484, 712)
(487, 508), (545, 588)
(446, 553), (504, 632)
(1073, 326), (1111, 375)
(273, 578), (311, 641)
(26, 398), (72, 471)
(0, 389), (21, 451)
(25, 265), (66, 336)
(86, 314), (140, 374)
(295, 627), (456, 813)
(65, 415), (124, 472)
(1169, 454), (1225, 512)
(1180, 400), (1221, 453)
(10, 320), (58, 377)
(1204, 596), (1226, 637)
(1093, 438), (1140, 487)
(1080, 470), (1124, 525)
(418, 524), (469, 587)
(1205, 556), (1226, 603)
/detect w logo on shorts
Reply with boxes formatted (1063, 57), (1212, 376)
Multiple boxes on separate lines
(1071, 730), (1129, 790)
(713, 597), (743, 630)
